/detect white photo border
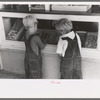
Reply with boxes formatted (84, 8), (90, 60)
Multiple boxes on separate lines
(0, 1), (100, 98)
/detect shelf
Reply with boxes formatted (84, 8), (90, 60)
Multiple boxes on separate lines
(1, 9), (100, 16)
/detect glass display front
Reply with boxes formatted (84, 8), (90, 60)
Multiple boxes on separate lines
(72, 21), (98, 48)
(3, 17), (98, 49)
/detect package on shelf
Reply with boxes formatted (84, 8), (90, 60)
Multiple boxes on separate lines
(7, 30), (17, 40)
(85, 32), (98, 48)
(0, 4), (5, 9)
(51, 5), (91, 12)
(16, 5), (29, 12)
(29, 4), (45, 11)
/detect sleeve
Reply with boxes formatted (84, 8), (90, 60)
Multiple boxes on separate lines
(31, 36), (45, 50)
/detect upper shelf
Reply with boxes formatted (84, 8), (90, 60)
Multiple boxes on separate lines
(0, 9), (94, 15)
(0, 8), (100, 16)
(0, 4), (100, 15)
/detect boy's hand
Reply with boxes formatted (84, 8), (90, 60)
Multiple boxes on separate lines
(41, 39), (47, 44)
(43, 40), (47, 47)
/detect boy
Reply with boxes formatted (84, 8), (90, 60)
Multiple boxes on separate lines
(23, 15), (45, 79)
(54, 18), (82, 79)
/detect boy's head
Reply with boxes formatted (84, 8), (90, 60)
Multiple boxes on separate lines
(54, 18), (73, 35)
(23, 15), (38, 31)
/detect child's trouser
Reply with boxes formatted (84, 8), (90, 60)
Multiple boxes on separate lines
(24, 56), (42, 79)
(60, 56), (82, 79)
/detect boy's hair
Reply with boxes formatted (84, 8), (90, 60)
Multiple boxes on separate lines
(54, 18), (73, 32)
(22, 15), (37, 29)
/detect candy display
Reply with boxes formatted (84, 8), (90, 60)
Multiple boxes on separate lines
(6, 18), (24, 41)
(85, 32), (97, 48)
(7, 30), (18, 40)
(5, 18), (98, 49)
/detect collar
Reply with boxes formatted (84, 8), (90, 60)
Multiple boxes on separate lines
(60, 31), (75, 40)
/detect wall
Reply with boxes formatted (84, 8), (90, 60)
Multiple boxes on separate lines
(0, 49), (25, 75)
(82, 58), (100, 79)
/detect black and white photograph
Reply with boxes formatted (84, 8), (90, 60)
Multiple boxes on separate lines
(0, 3), (100, 79)
(0, 1), (100, 98)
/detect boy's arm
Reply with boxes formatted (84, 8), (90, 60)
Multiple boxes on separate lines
(33, 36), (46, 49)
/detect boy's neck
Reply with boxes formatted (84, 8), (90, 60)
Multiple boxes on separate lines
(28, 29), (36, 35)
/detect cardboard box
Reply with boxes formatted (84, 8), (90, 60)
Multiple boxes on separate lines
(51, 5), (91, 12)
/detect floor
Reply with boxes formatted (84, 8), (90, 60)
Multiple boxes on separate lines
(0, 70), (25, 79)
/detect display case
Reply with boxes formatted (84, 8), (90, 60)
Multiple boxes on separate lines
(0, 11), (100, 78)
(0, 12), (100, 56)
